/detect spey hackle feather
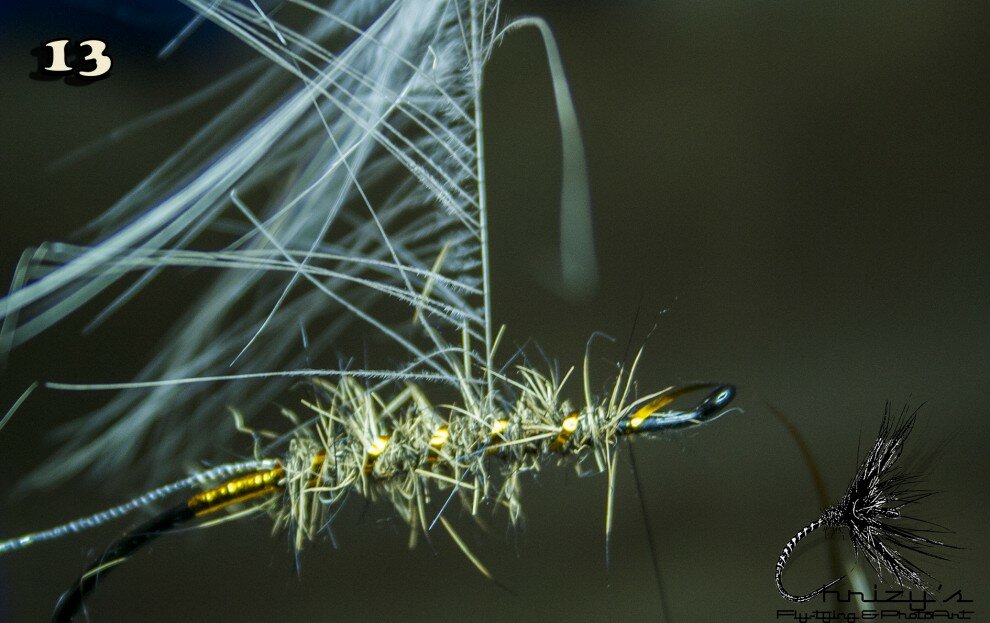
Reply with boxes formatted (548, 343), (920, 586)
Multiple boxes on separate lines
(0, 1), (738, 617)
(775, 406), (952, 602)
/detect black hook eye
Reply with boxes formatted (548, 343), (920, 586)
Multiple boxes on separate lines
(699, 384), (735, 416)
(618, 383), (737, 434)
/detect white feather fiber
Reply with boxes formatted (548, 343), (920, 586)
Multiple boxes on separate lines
(0, 0), (596, 487)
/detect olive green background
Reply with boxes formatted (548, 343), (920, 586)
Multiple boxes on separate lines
(0, 2), (987, 621)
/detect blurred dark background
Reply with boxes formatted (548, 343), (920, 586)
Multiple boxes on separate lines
(0, 1), (987, 621)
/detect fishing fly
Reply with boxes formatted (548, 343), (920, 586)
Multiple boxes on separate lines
(0, 1), (736, 619)
(775, 406), (952, 603)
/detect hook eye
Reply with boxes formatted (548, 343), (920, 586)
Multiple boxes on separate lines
(618, 383), (736, 434)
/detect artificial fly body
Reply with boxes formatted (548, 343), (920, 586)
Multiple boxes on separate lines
(775, 407), (953, 603)
(5, 376), (735, 622)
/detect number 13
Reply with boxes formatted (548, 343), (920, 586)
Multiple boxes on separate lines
(44, 39), (112, 78)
